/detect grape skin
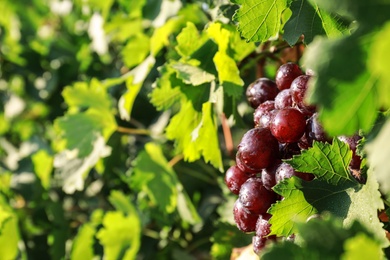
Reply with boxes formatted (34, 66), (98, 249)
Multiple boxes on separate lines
(238, 177), (277, 214)
(236, 127), (279, 173)
(270, 108), (306, 143)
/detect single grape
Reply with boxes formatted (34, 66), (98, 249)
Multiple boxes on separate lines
(236, 127), (279, 174)
(252, 236), (268, 255)
(233, 199), (259, 233)
(306, 113), (331, 143)
(338, 134), (362, 170)
(270, 108), (306, 143)
(253, 101), (275, 127)
(225, 165), (252, 195)
(255, 213), (272, 237)
(239, 177), (277, 214)
(274, 89), (293, 109)
(246, 78), (279, 108)
(279, 142), (301, 159)
(261, 160), (280, 191)
(275, 63), (303, 90)
(275, 162), (314, 183)
(290, 75), (316, 114)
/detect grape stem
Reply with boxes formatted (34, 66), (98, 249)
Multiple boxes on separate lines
(221, 113), (234, 158)
(168, 154), (184, 167)
(116, 126), (151, 135)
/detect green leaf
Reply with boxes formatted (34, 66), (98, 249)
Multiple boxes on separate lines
(283, 0), (348, 45)
(368, 22), (390, 108)
(171, 62), (216, 86)
(166, 101), (223, 171)
(131, 143), (179, 214)
(54, 134), (112, 194)
(287, 138), (353, 185)
(210, 222), (252, 260)
(149, 65), (183, 111)
(303, 36), (378, 136)
(232, 0), (289, 42)
(365, 119), (390, 198)
(108, 190), (137, 216)
(0, 196), (19, 259)
(262, 241), (319, 260)
(0, 205), (11, 232)
(341, 233), (384, 260)
(96, 210), (141, 260)
(283, 0), (325, 45)
(213, 51), (244, 98)
(121, 33), (150, 68)
(55, 109), (115, 157)
(269, 171), (388, 246)
(118, 55), (155, 121)
(62, 79), (112, 112)
(31, 150), (53, 189)
(176, 22), (208, 58)
(264, 214), (384, 260)
(71, 224), (96, 260)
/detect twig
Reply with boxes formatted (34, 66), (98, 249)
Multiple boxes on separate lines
(220, 113), (234, 158)
(116, 126), (151, 135)
(168, 154), (184, 167)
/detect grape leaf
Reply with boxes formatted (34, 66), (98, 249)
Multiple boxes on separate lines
(210, 222), (252, 260)
(262, 241), (319, 260)
(171, 62), (216, 86)
(365, 119), (390, 198)
(149, 65), (183, 111)
(287, 138), (353, 185)
(131, 143), (201, 223)
(232, 0), (289, 42)
(263, 214), (383, 260)
(55, 109), (116, 157)
(71, 210), (103, 259)
(284, 0), (325, 45)
(31, 150), (53, 189)
(62, 79), (112, 112)
(71, 223), (96, 260)
(166, 101), (223, 171)
(96, 211), (140, 260)
(207, 23), (245, 97)
(269, 171), (387, 246)
(176, 22), (208, 58)
(341, 233), (384, 260)
(131, 143), (179, 214)
(118, 55), (156, 121)
(303, 35), (378, 136)
(54, 135), (112, 194)
(302, 0), (390, 136)
(121, 33), (150, 68)
(368, 22), (390, 108)
(0, 196), (19, 260)
(283, 0), (348, 45)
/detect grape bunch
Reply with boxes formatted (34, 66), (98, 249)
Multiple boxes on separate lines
(225, 63), (363, 254)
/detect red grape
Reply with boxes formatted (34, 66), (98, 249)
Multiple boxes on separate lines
(274, 89), (293, 109)
(239, 177), (277, 214)
(255, 213), (272, 237)
(261, 160), (281, 191)
(290, 75), (316, 115)
(270, 108), (306, 143)
(275, 63), (303, 90)
(246, 78), (279, 108)
(236, 127), (279, 173)
(275, 162), (314, 183)
(253, 101), (275, 127)
(338, 134), (362, 170)
(233, 199), (259, 233)
(225, 165), (252, 195)
(252, 236), (267, 254)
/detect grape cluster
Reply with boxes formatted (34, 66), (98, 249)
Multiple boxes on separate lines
(225, 63), (362, 254)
